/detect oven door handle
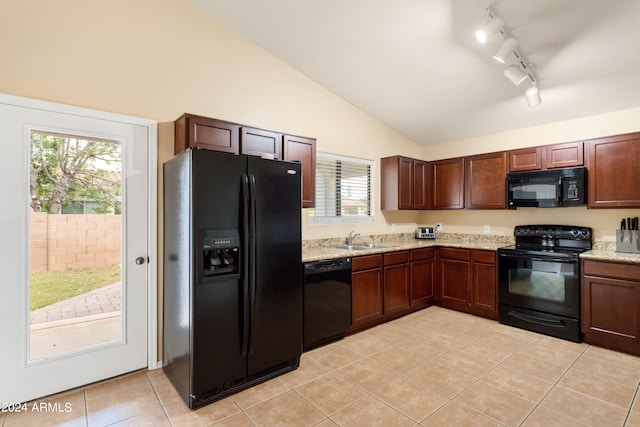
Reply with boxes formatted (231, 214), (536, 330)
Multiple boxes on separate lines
(529, 256), (578, 263)
(499, 253), (577, 264)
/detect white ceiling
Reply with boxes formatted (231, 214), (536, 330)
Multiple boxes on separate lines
(187, 0), (640, 146)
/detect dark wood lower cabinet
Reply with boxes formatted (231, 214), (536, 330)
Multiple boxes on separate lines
(350, 255), (384, 332)
(410, 248), (435, 307)
(582, 260), (640, 356)
(471, 250), (497, 317)
(438, 248), (497, 319)
(349, 247), (497, 333)
(350, 249), (437, 332)
(383, 251), (410, 316)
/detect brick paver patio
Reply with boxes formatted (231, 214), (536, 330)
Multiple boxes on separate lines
(29, 282), (122, 324)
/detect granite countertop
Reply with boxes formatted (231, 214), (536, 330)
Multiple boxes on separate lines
(302, 233), (640, 264)
(580, 249), (640, 265)
(302, 233), (513, 263)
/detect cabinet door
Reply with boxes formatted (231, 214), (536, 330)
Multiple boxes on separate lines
(472, 262), (496, 312)
(351, 268), (383, 328)
(545, 142), (584, 169)
(398, 157), (414, 209)
(175, 114), (240, 155)
(466, 152), (507, 209)
(383, 263), (410, 315)
(413, 160), (429, 209)
(410, 258), (435, 306)
(508, 147), (542, 172)
(432, 157), (465, 209)
(283, 135), (316, 208)
(582, 275), (640, 354)
(241, 127), (282, 159)
(439, 259), (471, 306)
(587, 133), (640, 208)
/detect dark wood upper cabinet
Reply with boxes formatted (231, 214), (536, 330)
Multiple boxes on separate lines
(587, 132), (640, 208)
(240, 127), (282, 159)
(283, 135), (316, 208)
(508, 141), (583, 172)
(431, 157), (465, 209)
(380, 156), (430, 210)
(466, 152), (507, 209)
(508, 147), (542, 172)
(174, 113), (240, 155)
(174, 114), (317, 208)
(546, 141), (584, 169)
(413, 160), (429, 210)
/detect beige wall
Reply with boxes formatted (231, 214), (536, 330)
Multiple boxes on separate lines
(420, 109), (640, 241)
(0, 0), (422, 244)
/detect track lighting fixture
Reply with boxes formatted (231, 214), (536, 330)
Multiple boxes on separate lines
(493, 37), (518, 63)
(476, 8), (542, 107)
(525, 85), (542, 107)
(504, 64), (527, 86)
(475, 16), (503, 44)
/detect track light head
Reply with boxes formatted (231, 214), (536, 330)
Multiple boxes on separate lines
(525, 85), (542, 107)
(475, 17), (504, 43)
(504, 65), (528, 86)
(493, 37), (518, 63)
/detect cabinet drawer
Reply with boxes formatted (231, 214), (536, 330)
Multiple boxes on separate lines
(438, 247), (471, 261)
(583, 260), (640, 281)
(411, 247), (435, 261)
(384, 251), (409, 266)
(352, 254), (383, 271)
(473, 250), (496, 264)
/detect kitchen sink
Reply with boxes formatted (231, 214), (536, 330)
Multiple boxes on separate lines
(334, 243), (398, 251)
(356, 243), (397, 249)
(334, 244), (367, 250)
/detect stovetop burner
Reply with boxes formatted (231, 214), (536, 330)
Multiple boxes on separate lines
(502, 224), (593, 255)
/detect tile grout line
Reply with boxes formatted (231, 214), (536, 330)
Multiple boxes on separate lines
(623, 382), (640, 427)
(515, 342), (591, 426)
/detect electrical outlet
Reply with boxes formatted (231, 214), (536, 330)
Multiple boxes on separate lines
(436, 223), (443, 231)
(391, 223), (396, 232)
(484, 224), (491, 233)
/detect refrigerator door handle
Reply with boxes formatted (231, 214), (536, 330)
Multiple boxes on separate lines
(249, 174), (258, 354)
(241, 174), (251, 356)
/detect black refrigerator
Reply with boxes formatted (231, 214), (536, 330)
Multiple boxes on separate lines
(163, 148), (302, 409)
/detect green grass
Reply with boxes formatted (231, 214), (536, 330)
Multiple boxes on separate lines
(30, 265), (121, 311)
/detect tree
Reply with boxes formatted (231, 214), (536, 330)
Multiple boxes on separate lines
(30, 131), (121, 214)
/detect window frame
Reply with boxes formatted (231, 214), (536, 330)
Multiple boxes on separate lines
(308, 152), (373, 224)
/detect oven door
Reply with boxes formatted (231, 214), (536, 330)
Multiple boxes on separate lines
(498, 251), (580, 318)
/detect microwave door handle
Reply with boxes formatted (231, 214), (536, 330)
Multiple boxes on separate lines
(558, 177), (564, 204)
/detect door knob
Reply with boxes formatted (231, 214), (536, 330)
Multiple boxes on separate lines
(135, 257), (146, 265)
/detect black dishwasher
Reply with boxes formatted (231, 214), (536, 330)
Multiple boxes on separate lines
(303, 258), (352, 351)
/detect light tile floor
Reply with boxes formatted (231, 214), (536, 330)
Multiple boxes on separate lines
(4, 306), (640, 427)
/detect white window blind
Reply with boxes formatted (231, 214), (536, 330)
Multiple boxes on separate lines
(309, 153), (373, 223)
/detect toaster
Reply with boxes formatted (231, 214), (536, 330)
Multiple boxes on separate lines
(415, 226), (436, 239)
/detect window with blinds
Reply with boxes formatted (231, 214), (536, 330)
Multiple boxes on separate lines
(308, 153), (373, 223)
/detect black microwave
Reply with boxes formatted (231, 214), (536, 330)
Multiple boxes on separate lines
(506, 167), (587, 208)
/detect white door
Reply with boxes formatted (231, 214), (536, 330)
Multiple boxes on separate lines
(0, 94), (156, 404)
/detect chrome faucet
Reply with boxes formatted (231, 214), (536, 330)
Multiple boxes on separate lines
(347, 230), (361, 245)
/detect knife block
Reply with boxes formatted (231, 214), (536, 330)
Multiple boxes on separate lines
(616, 230), (640, 253)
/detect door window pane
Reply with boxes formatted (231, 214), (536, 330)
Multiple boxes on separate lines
(29, 130), (123, 360)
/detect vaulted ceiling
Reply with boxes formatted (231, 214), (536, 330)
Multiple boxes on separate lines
(188, 0), (640, 145)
